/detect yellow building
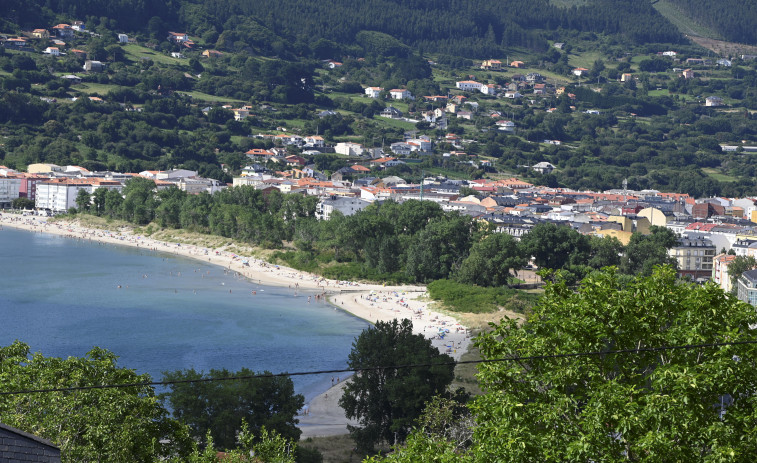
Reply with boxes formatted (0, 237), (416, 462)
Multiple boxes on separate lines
(27, 163), (61, 174)
(594, 229), (632, 245)
(638, 207), (667, 227)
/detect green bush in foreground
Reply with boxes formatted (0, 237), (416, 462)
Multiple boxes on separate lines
(427, 279), (537, 313)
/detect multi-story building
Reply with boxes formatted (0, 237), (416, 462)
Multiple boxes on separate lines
(315, 196), (371, 220)
(36, 179), (122, 213)
(712, 253), (737, 293)
(668, 234), (716, 281)
(0, 176), (21, 207)
(737, 269), (757, 306)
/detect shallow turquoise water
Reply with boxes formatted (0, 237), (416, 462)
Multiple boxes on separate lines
(0, 227), (369, 400)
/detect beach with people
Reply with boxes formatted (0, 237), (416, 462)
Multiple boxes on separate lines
(0, 211), (472, 437)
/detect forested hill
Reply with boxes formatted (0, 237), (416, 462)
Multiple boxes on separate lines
(663, 0), (757, 45)
(3, 0), (682, 58)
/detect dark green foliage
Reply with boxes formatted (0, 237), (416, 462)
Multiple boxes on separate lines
(0, 342), (192, 462)
(6, 0), (681, 61)
(519, 222), (591, 271)
(667, 0), (757, 45)
(427, 279), (537, 314)
(161, 368), (304, 450)
(620, 226), (679, 276)
(11, 197), (35, 209)
(470, 266), (757, 460)
(455, 233), (526, 287)
(339, 319), (455, 452)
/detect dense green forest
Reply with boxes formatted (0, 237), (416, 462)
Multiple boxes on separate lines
(2, 0), (683, 58)
(666, 0), (757, 45)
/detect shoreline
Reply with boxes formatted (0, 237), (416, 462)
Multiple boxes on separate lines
(0, 211), (472, 437)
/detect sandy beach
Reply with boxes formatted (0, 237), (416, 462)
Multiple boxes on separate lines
(0, 211), (472, 437)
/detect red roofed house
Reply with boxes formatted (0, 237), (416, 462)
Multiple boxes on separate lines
(573, 67), (590, 76)
(245, 149), (276, 160)
(32, 29), (49, 39)
(364, 87), (383, 98)
(351, 164), (371, 173)
(52, 24), (74, 37)
(167, 32), (189, 43)
(285, 155), (307, 167)
(480, 59), (502, 71)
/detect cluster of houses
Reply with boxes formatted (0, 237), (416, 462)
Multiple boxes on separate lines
(0, 164), (224, 214)
(232, 158), (757, 307)
(5, 157), (757, 305)
(0, 19), (125, 73)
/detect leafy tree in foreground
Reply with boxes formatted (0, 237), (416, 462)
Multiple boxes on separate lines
(472, 265), (757, 461)
(171, 423), (296, 463)
(161, 368), (304, 450)
(370, 266), (757, 461)
(339, 319), (455, 452)
(0, 341), (191, 462)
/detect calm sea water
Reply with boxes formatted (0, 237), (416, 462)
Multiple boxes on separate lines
(0, 227), (369, 401)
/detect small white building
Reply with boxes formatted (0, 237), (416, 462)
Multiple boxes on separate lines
(304, 135), (325, 147)
(572, 67), (589, 77)
(43, 47), (60, 56)
(364, 87), (383, 98)
(705, 96), (724, 107)
(495, 120), (515, 132)
(335, 142), (364, 157)
(480, 84), (498, 95)
(456, 80), (482, 92)
(389, 89), (413, 100)
(117, 33), (128, 43)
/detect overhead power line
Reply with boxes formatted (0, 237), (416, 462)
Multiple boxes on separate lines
(1, 340), (756, 397)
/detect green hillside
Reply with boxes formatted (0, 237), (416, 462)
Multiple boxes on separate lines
(656, 0), (757, 44)
(2, 0), (683, 59)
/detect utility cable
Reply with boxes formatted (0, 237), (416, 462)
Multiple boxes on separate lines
(1, 340), (756, 396)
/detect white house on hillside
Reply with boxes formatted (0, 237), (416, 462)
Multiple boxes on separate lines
(389, 89), (413, 100)
(456, 80), (482, 91)
(364, 87), (383, 98)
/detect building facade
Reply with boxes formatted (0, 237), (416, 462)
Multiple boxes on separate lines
(737, 269), (757, 306)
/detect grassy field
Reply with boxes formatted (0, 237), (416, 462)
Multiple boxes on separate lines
(122, 43), (185, 66)
(648, 89), (671, 97)
(568, 50), (603, 69)
(72, 82), (126, 95)
(702, 167), (738, 183)
(176, 91), (247, 104)
(374, 116), (417, 131)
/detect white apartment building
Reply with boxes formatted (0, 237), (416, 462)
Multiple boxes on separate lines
(0, 176), (21, 207)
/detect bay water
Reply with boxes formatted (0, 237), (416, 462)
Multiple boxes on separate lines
(0, 227), (370, 401)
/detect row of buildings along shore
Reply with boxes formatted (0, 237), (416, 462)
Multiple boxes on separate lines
(4, 161), (757, 305)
